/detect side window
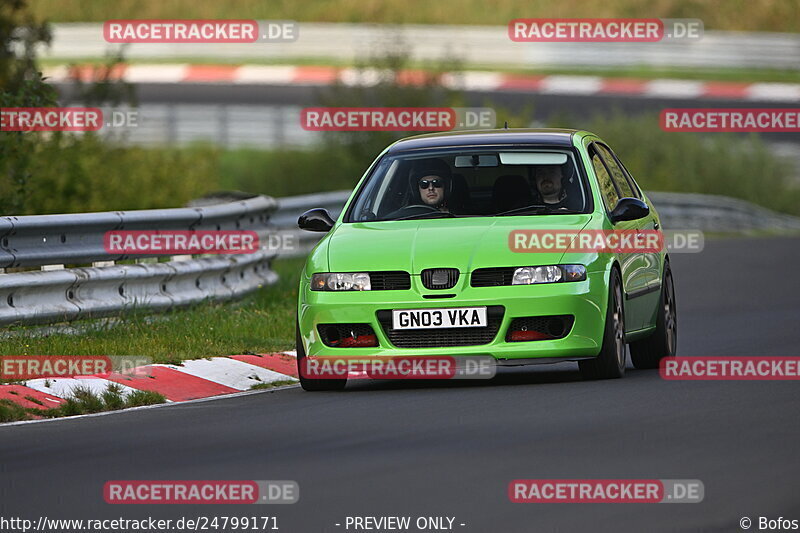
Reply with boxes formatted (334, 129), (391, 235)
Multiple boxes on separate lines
(616, 156), (643, 199)
(589, 146), (619, 212)
(596, 144), (637, 199)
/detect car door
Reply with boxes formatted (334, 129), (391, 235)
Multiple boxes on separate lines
(598, 143), (663, 295)
(589, 142), (648, 331)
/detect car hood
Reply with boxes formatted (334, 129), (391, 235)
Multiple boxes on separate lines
(326, 215), (593, 273)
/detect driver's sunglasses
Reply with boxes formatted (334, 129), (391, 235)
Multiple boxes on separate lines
(418, 179), (444, 189)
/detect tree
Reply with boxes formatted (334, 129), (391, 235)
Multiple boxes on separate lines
(0, 0), (57, 213)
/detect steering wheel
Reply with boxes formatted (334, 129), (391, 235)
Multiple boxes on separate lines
(386, 204), (440, 219)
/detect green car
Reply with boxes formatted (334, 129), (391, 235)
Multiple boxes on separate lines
(296, 129), (677, 391)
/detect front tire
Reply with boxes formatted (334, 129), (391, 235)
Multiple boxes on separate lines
(630, 264), (677, 369)
(296, 319), (347, 392)
(579, 269), (626, 380)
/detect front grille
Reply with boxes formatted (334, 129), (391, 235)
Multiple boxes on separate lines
(376, 306), (504, 348)
(471, 267), (515, 287)
(317, 323), (377, 347)
(370, 271), (411, 290)
(505, 315), (574, 342)
(421, 268), (459, 290)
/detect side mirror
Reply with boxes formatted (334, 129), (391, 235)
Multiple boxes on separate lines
(298, 208), (335, 232)
(609, 198), (649, 224)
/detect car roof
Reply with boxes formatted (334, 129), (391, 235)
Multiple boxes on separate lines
(386, 128), (589, 153)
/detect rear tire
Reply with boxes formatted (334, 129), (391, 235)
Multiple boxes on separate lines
(630, 264), (677, 369)
(296, 319), (347, 392)
(579, 269), (626, 380)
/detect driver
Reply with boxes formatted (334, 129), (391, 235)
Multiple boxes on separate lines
(534, 165), (569, 207)
(410, 159), (451, 212)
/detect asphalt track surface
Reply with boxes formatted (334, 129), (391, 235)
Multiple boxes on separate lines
(1, 236), (799, 532)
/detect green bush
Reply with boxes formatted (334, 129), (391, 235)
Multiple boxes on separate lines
(1, 134), (221, 215)
(219, 147), (365, 197)
(216, 112), (800, 218)
(573, 112), (800, 215)
(0, 1), (220, 215)
(101, 383), (126, 410)
(24, 137), (218, 214)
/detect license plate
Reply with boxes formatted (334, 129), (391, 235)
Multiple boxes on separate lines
(392, 307), (488, 330)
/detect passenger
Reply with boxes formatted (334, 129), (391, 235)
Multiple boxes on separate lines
(534, 166), (570, 208)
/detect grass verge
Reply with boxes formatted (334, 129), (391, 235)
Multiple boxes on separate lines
(0, 256), (303, 419)
(0, 384), (167, 423)
(250, 380), (299, 391)
(54, 384), (167, 417)
(29, 0), (800, 32)
(0, 257), (303, 365)
(0, 400), (30, 423)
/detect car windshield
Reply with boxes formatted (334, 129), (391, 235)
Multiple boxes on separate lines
(345, 148), (591, 222)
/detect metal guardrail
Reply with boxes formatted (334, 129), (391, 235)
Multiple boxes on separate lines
(0, 196), (279, 326)
(648, 192), (800, 232)
(271, 191), (350, 228)
(44, 23), (800, 70)
(274, 190), (800, 258)
(0, 196), (276, 268)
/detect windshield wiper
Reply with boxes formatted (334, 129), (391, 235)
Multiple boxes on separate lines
(495, 204), (551, 216)
(495, 204), (577, 216)
(392, 211), (458, 221)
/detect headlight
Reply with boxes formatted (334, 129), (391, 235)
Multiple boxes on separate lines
(311, 272), (371, 291)
(511, 265), (586, 285)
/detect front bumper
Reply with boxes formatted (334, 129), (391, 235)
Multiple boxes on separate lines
(298, 270), (608, 361)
